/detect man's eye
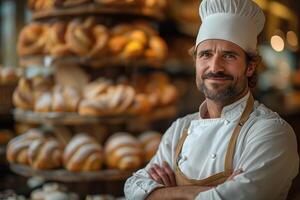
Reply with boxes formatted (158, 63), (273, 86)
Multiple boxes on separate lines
(224, 54), (236, 59)
(198, 52), (211, 58)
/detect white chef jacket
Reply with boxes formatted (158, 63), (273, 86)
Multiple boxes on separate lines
(124, 93), (299, 200)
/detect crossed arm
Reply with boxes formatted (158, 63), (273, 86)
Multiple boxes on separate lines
(145, 161), (242, 200)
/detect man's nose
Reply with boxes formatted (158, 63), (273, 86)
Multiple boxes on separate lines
(209, 56), (224, 73)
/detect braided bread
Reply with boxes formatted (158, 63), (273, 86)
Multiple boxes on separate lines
(104, 132), (143, 170)
(28, 138), (63, 169)
(17, 23), (48, 56)
(45, 22), (71, 57)
(63, 134), (103, 172)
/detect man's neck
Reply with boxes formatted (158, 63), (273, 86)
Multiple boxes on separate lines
(203, 89), (250, 119)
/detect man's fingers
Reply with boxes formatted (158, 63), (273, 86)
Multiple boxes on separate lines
(152, 164), (172, 186)
(148, 167), (163, 184)
(162, 161), (177, 186)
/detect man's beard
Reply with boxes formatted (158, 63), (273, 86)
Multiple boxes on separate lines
(197, 72), (247, 102)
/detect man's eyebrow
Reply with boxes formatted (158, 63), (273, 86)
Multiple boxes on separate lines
(222, 50), (240, 56)
(197, 49), (212, 55)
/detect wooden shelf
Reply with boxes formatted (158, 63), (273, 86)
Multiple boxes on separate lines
(19, 56), (165, 69)
(32, 3), (165, 21)
(10, 164), (133, 182)
(13, 105), (177, 125)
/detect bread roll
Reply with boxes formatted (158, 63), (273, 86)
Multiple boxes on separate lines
(104, 132), (143, 170)
(63, 134), (103, 172)
(28, 138), (63, 169)
(17, 23), (48, 56)
(13, 78), (34, 110)
(34, 92), (52, 113)
(138, 131), (161, 162)
(6, 129), (44, 165)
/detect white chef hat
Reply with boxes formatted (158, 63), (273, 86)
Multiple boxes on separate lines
(196, 0), (265, 53)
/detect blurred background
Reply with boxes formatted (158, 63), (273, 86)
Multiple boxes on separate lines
(0, 0), (300, 199)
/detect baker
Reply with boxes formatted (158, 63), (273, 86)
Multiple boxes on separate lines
(124, 0), (299, 199)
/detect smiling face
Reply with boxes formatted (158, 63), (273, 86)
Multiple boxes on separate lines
(195, 39), (256, 103)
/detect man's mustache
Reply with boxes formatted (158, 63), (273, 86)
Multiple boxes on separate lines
(202, 72), (234, 80)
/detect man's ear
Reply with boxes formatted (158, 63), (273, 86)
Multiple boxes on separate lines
(246, 62), (256, 77)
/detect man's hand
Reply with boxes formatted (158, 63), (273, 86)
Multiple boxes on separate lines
(148, 161), (177, 187)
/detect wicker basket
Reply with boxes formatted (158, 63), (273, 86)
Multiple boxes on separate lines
(0, 83), (17, 114)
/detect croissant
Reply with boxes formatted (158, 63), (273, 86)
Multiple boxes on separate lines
(28, 138), (63, 169)
(138, 131), (161, 162)
(63, 134), (103, 172)
(104, 132), (143, 170)
(6, 129), (44, 165)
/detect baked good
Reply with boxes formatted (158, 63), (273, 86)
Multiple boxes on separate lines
(144, 35), (168, 60)
(13, 78), (34, 110)
(63, 134), (103, 171)
(18, 23), (48, 56)
(88, 25), (109, 57)
(104, 132), (143, 170)
(28, 0), (55, 11)
(34, 92), (52, 112)
(138, 131), (161, 162)
(52, 85), (66, 112)
(28, 138), (63, 169)
(6, 129), (44, 165)
(63, 85), (81, 112)
(45, 22), (71, 57)
(79, 84), (137, 116)
(32, 75), (54, 92)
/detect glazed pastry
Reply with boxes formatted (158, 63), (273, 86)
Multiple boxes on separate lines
(63, 134), (103, 171)
(138, 131), (161, 162)
(6, 129), (44, 165)
(18, 23), (48, 56)
(28, 138), (63, 169)
(104, 132), (143, 170)
(13, 78), (34, 110)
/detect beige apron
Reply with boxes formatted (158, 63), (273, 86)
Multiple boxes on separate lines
(174, 95), (254, 187)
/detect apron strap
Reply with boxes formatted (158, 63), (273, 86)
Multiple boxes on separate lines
(174, 130), (189, 169)
(224, 94), (254, 175)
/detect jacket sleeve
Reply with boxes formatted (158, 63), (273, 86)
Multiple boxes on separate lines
(124, 119), (182, 200)
(195, 117), (299, 200)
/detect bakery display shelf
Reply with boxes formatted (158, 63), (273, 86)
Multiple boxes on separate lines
(13, 106), (177, 125)
(32, 3), (165, 21)
(19, 56), (164, 69)
(10, 164), (133, 182)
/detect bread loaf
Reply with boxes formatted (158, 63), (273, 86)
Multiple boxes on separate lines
(13, 78), (34, 110)
(63, 134), (103, 171)
(104, 132), (143, 170)
(28, 138), (63, 169)
(138, 131), (161, 162)
(6, 129), (44, 165)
